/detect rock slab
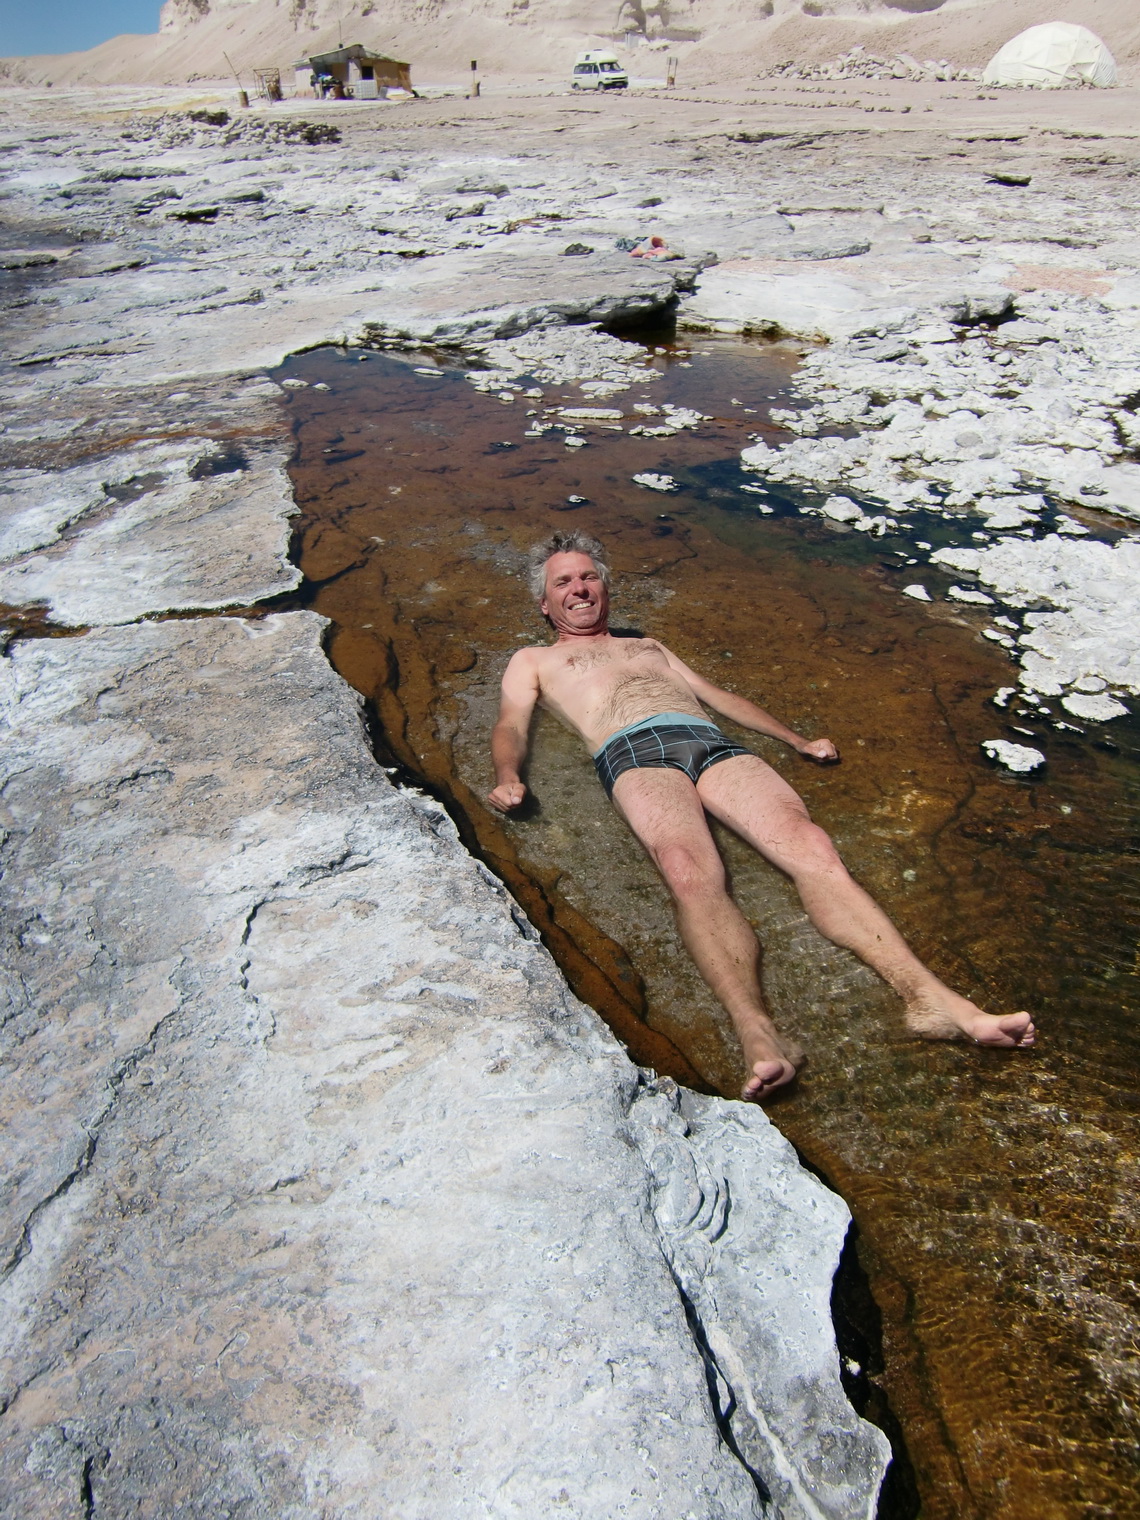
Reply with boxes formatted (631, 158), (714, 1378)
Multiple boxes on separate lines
(0, 613), (888, 1518)
(0, 440), (299, 625)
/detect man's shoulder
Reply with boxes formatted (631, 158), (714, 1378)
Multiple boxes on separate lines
(505, 644), (548, 667)
(502, 644), (550, 684)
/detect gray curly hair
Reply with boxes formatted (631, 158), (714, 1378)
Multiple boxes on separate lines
(526, 530), (611, 603)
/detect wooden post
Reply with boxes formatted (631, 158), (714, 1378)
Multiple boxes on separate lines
(470, 59), (480, 98)
(223, 51), (249, 107)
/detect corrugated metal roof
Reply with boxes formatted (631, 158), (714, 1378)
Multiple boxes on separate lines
(308, 44), (408, 68)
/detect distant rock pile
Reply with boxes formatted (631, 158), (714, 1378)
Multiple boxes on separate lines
(120, 109), (341, 149)
(764, 47), (980, 83)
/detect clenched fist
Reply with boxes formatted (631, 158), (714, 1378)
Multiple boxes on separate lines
(799, 737), (839, 763)
(488, 780), (527, 812)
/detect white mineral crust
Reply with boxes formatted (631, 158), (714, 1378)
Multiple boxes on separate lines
(466, 326), (664, 396)
(932, 536), (1140, 695)
(1059, 692), (1129, 722)
(981, 739), (1046, 772)
(715, 236), (1140, 701)
(947, 585), (995, 604)
(820, 495), (863, 522)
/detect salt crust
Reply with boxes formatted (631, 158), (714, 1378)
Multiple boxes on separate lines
(466, 326), (662, 398)
(738, 292), (1140, 518)
(725, 267), (1140, 709)
(982, 739), (1046, 772)
(947, 585), (995, 605)
(1059, 692), (1129, 722)
(932, 536), (1140, 698)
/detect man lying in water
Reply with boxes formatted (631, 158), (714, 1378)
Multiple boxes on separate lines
(487, 529), (1035, 1102)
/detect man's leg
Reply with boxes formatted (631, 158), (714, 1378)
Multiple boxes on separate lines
(697, 755), (1035, 1047)
(610, 766), (803, 1100)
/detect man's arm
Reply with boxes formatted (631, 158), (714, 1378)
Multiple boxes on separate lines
(661, 646), (839, 762)
(488, 650), (542, 812)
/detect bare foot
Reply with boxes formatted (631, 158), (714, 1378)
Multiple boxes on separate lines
(740, 1021), (805, 1102)
(905, 987), (1036, 1048)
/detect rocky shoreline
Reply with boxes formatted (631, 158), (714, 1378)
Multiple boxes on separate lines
(2, 80), (1138, 1515)
(0, 87), (896, 1519)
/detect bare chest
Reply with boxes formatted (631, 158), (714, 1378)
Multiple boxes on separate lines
(543, 640), (668, 689)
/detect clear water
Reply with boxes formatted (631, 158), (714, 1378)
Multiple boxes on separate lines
(277, 336), (1140, 1520)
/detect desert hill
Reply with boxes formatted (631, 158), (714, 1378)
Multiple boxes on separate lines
(3, 0), (1138, 88)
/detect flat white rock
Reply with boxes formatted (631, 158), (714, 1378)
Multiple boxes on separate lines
(948, 585), (996, 605)
(1060, 692), (1129, 721)
(981, 739), (1046, 772)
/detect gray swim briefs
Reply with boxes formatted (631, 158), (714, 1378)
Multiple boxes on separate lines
(592, 711), (752, 799)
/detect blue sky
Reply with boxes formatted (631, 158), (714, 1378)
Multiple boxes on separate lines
(3, 1), (162, 58)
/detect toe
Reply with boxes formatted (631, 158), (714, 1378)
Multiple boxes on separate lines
(1001, 1012), (1036, 1046)
(742, 1059), (795, 1102)
(976, 1012), (1036, 1048)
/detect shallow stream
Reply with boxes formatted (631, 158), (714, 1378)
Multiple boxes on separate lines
(278, 334), (1139, 1520)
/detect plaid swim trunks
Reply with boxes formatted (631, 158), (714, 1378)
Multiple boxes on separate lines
(592, 711), (752, 799)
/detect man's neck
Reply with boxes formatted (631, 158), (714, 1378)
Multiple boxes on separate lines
(554, 624), (610, 643)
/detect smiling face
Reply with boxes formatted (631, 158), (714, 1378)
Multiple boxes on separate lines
(540, 550), (610, 638)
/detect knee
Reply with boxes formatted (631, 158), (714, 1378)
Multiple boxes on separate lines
(788, 820), (845, 880)
(655, 842), (725, 902)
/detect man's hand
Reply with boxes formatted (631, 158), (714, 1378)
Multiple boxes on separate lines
(798, 737), (839, 763)
(488, 780), (528, 812)
(490, 651), (539, 816)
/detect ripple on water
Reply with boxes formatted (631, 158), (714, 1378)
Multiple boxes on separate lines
(277, 336), (1140, 1520)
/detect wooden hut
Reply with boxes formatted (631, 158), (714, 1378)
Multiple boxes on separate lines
(296, 45), (413, 100)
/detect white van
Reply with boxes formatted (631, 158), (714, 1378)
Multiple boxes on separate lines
(571, 51), (629, 90)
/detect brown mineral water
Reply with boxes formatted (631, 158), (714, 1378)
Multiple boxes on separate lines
(278, 337), (1140, 1520)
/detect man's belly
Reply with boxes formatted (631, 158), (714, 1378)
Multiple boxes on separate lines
(585, 671), (706, 748)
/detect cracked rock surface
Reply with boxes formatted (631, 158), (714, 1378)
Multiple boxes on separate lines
(0, 435), (299, 625)
(0, 88), (896, 1519)
(0, 614), (887, 1518)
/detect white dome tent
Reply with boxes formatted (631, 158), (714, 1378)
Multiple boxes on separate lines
(982, 22), (1118, 88)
